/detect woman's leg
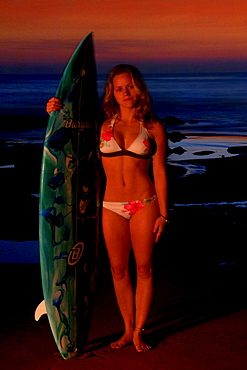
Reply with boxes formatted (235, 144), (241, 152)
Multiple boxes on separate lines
(102, 207), (134, 348)
(130, 199), (159, 352)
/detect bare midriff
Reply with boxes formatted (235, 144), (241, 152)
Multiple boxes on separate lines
(102, 156), (155, 202)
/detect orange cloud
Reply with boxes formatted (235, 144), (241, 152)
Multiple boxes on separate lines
(0, 0), (246, 72)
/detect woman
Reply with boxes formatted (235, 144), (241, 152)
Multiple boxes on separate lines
(46, 64), (168, 353)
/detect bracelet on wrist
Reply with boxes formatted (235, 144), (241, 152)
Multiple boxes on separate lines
(159, 214), (169, 223)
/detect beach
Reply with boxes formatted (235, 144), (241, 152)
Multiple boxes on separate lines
(1, 115), (247, 369)
(0, 72), (247, 368)
(0, 261), (246, 370)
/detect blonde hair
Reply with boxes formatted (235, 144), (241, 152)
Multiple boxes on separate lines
(102, 64), (156, 126)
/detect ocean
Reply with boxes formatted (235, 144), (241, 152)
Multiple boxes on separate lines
(0, 72), (246, 133)
(1, 72), (246, 160)
(0, 72), (246, 262)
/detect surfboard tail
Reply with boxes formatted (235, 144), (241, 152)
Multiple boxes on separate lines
(34, 300), (47, 321)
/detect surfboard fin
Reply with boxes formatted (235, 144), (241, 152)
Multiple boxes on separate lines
(35, 300), (47, 321)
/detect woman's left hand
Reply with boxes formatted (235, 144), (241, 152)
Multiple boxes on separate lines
(153, 216), (168, 243)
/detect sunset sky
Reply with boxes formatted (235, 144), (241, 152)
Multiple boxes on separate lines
(1, 0), (246, 74)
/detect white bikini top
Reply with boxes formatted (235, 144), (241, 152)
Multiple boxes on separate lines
(99, 116), (155, 159)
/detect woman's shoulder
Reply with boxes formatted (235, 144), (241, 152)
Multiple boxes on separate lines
(101, 117), (114, 131)
(147, 119), (166, 139)
(152, 119), (165, 129)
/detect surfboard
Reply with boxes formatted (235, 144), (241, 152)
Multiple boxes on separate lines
(38, 32), (100, 359)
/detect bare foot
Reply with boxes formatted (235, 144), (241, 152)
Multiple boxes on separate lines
(133, 329), (152, 353)
(110, 332), (133, 349)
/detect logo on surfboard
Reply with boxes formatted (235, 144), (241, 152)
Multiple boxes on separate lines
(68, 242), (84, 265)
(64, 119), (92, 129)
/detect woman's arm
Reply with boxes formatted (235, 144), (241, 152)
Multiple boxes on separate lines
(150, 121), (169, 242)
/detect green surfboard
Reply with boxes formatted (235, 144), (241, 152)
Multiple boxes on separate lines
(38, 33), (100, 359)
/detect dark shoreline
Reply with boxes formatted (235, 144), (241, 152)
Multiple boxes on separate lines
(0, 136), (246, 255)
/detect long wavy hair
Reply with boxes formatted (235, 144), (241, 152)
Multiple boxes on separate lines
(102, 64), (156, 126)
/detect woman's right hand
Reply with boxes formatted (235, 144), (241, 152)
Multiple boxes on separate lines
(46, 97), (63, 115)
